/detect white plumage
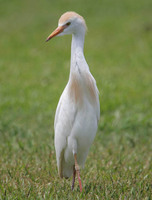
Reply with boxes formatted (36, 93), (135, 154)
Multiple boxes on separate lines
(46, 11), (100, 192)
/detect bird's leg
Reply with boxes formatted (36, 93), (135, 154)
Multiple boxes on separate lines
(71, 165), (76, 191)
(74, 154), (82, 192)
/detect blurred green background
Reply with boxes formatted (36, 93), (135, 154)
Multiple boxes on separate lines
(0, 0), (152, 199)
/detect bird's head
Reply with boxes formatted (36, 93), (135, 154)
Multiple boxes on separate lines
(46, 11), (87, 42)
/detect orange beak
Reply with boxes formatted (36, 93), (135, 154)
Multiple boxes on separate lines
(46, 25), (66, 42)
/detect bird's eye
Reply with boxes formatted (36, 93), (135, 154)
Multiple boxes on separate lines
(66, 22), (71, 26)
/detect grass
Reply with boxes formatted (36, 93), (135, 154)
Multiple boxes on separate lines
(0, 0), (152, 199)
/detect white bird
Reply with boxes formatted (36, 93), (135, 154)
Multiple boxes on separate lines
(46, 11), (100, 192)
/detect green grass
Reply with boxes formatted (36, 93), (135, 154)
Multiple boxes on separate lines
(0, 0), (152, 199)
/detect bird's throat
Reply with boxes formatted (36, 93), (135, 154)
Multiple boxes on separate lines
(71, 33), (85, 55)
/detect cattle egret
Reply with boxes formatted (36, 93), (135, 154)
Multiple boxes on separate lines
(46, 11), (100, 192)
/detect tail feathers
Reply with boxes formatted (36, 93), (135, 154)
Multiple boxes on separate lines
(58, 158), (73, 178)
(62, 163), (73, 178)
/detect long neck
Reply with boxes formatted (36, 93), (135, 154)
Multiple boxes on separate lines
(71, 33), (85, 57)
(70, 32), (86, 75)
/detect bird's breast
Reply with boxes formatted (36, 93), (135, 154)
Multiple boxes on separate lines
(68, 72), (98, 107)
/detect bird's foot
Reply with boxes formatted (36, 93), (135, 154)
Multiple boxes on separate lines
(76, 169), (82, 192)
(71, 165), (76, 191)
